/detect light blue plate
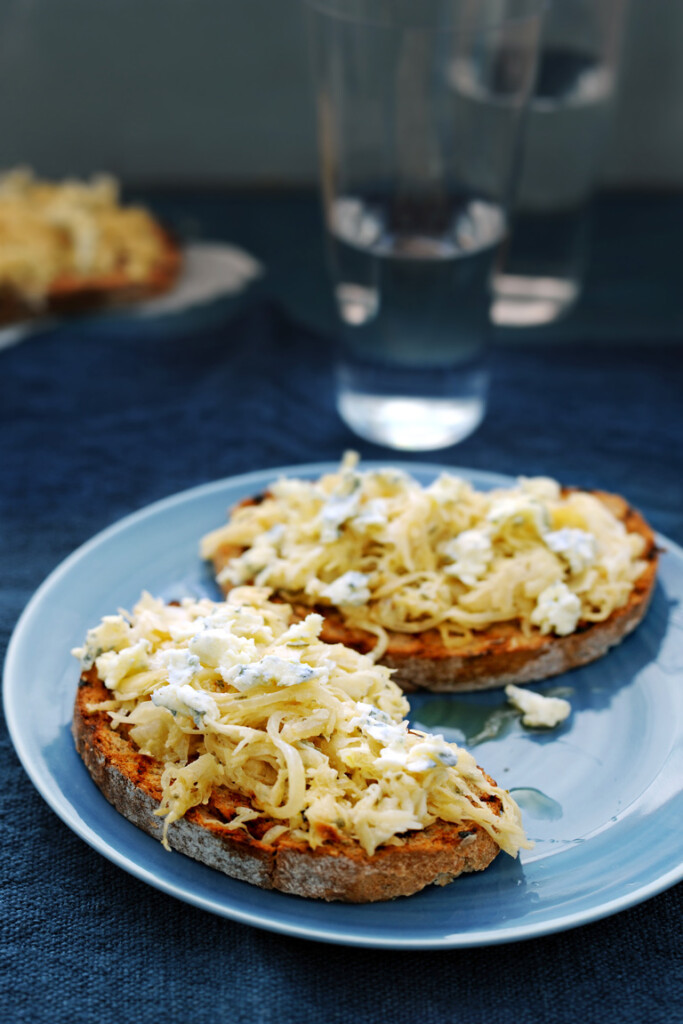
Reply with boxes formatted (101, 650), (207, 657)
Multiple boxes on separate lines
(4, 462), (683, 948)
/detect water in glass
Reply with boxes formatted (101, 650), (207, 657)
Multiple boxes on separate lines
(493, 45), (618, 325)
(330, 194), (504, 450)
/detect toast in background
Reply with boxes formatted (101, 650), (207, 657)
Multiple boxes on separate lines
(0, 167), (181, 324)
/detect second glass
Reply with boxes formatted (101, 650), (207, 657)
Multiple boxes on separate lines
(307, 0), (544, 450)
(492, 0), (627, 327)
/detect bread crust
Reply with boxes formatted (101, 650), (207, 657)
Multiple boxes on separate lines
(0, 224), (182, 326)
(210, 490), (658, 693)
(72, 671), (502, 902)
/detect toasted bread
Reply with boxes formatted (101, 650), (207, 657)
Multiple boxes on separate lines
(0, 223), (181, 326)
(208, 489), (658, 693)
(73, 669), (503, 902)
(0, 169), (182, 325)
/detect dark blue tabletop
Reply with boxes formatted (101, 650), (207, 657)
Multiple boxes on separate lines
(1, 189), (681, 1023)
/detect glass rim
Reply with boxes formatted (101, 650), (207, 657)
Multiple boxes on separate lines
(304, 0), (549, 31)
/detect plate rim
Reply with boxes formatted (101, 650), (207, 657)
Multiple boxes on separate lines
(4, 460), (683, 948)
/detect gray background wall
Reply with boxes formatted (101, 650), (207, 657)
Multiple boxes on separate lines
(0, 0), (681, 189)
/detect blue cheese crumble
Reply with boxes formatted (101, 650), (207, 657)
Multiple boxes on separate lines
(226, 655), (328, 692)
(350, 703), (460, 773)
(442, 528), (493, 586)
(151, 682), (219, 726)
(320, 571), (371, 607)
(530, 581), (582, 636)
(505, 684), (571, 729)
(544, 528), (597, 575)
(487, 494), (550, 536)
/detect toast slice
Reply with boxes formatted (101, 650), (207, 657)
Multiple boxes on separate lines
(73, 670), (504, 902)
(0, 227), (182, 325)
(71, 592), (529, 902)
(203, 464), (658, 693)
(290, 494), (657, 692)
(0, 168), (181, 325)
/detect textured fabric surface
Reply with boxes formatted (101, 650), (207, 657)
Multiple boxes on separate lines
(1, 196), (682, 1022)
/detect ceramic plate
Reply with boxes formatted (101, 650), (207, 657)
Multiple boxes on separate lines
(4, 462), (683, 948)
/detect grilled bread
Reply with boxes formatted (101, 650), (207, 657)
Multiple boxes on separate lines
(71, 592), (529, 902)
(0, 168), (181, 324)
(202, 458), (658, 693)
(73, 670), (505, 901)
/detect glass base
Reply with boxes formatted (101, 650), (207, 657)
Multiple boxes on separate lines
(491, 274), (580, 327)
(337, 390), (486, 451)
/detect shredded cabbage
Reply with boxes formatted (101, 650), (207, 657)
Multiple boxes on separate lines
(73, 589), (530, 858)
(201, 453), (648, 657)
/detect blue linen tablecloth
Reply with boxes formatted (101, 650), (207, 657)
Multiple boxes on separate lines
(1, 190), (681, 1023)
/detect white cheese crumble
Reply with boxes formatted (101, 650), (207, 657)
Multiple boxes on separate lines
(350, 702), (406, 745)
(487, 494), (550, 535)
(226, 654), (328, 692)
(352, 498), (388, 529)
(95, 639), (150, 690)
(151, 682), (219, 726)
(187, 625), (256, 673)
(153, 649), (201, 687)
(72, 614), (132, 669)
(280, 614), (325, 647)
(545, 528), (597, 575)
(397, 736), (460, 771)
(505, 684), (571, 729)
(376, 742), (454, 773)
(351, 704), (459, 773)
(320, 478), (362, 542)
(442, 528), (493, 586)
(218, 527), (284, 586)
(530, 581), (582, 636)
(320, 570), (372, 607)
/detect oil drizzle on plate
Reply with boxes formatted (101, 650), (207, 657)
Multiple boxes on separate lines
(410, 685), (575, 746)
(509, 787), (563, 821)
(410, 698), (518, 746)
(410, 698), (565, 822)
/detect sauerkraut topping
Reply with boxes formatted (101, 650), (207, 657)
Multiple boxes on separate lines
(200, 453), (648, 659)
(0, 167), (169, 304)
(72, 589), (530, 858)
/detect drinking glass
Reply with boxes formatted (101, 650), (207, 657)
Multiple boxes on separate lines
(306, 0), (544, 450)
(492, 0), (627, 327)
